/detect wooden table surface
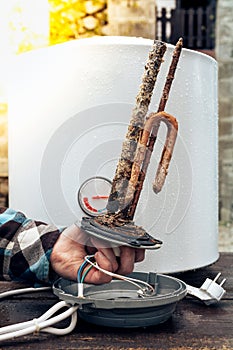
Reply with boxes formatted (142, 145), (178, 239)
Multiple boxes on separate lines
(0, 252), (232, 350)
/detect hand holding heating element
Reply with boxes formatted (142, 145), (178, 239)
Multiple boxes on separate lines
(81, 38), (183, 249)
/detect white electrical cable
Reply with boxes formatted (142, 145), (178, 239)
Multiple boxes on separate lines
(0, 286), (51, 299)
(0, 289), (78, 341)
(84, 255), (154, 294)
(0, 301), (78, 340)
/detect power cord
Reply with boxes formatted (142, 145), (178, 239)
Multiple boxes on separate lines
(186, 273), (226, 305)
(0, 286), (78, 341)
(0, 301), (78, 340)
(0, 286), (51, 299)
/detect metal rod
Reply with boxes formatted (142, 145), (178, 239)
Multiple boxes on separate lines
(94, 39), (183, 232)
(125, 112), (178, 214)
(128, 38), (183, 219)
(106, 40), (167, 216)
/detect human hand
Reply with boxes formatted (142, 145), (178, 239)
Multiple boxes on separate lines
(50, 224), (145, 284)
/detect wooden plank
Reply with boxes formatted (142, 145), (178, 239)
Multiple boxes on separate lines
(170, 8), (186, 45)
(179, 9), (186, 45)
(206, 2), (215, 49)
(170, 9), (176, 43)
(155, 7), (168, 42)
(0, 298), (232, 349)
(187, 8), (194, 48)
(0, 253), (232, 349)
(197, 7), (203, 48)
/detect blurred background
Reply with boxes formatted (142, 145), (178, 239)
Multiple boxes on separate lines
(0, 0), (232, 250)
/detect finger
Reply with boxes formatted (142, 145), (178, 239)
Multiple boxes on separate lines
(83, 269), (112, 284)
(116, 246), (135, 275)
(135, 248), (145, 263)
(84, 251), (114, 284)
(85, 245), (97, 255)
(90, 238), (119, 271)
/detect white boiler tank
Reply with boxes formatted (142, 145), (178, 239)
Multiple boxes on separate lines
(8, 36), (218, 273)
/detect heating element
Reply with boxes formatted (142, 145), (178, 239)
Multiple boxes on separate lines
(79, 40), (182, 250)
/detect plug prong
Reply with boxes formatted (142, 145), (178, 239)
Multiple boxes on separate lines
(220, 278), (226, 287)
(213, 272), (221, 283)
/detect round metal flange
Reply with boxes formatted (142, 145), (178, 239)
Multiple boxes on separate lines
(81, 216), (162, 249)
(53, 272), (187, 328)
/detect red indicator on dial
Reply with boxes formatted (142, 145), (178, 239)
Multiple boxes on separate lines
(78, 177), (112, 217)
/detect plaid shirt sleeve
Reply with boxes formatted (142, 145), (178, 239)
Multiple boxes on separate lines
(0, 207), (62, 285)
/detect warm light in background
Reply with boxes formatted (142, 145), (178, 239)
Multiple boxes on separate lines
(0, 0), (49, 176)
(0, 0), (107, 176)
(0, 0), (49, 101)
(0, 0), (107, 101)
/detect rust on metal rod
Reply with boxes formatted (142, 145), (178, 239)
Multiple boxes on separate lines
(158, 37), (183, 112)
(105, 40), (167, 216)
(128, 38), (183, 219)
(126, 111), (178, 209)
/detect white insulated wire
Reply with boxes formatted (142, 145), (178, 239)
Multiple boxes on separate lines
(84, 255), (154, 294)
(0, 290), (78, 341)
(0, 286), (51, 299)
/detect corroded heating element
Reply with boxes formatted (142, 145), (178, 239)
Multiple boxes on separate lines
(126, 111), (178, 219)
(81, 38), (183, 249)
(106, 40), (168, 216)
(128, 38), (183, 220)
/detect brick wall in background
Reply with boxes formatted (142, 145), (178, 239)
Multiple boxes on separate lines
(216, 0), (233, 222)
(104, 0), (156, 39)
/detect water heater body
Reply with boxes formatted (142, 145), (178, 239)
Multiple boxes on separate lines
(8, 36), (218, 273)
